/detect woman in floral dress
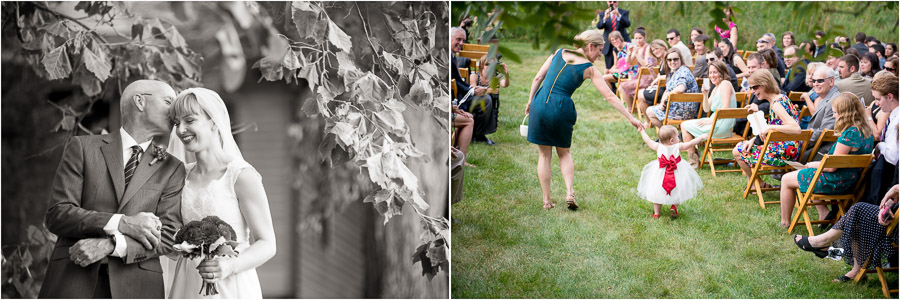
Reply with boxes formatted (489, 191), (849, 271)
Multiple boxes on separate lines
(732, 69), (802, 184)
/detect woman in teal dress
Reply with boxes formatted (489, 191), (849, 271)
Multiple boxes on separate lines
(732, 69), (802, 183)
(681, 60), (737, 167)
(525, 29), (643, 211)
(778, 92), (876, 228)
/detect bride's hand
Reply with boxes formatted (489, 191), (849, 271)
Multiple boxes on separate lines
(197, 258), (235, 284)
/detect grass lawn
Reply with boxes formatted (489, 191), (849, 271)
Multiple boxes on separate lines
(450, 41), (896, 298)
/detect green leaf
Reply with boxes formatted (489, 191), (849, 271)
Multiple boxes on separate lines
(82, 46), (111, 82)
(327, 19), (353, 52)
(41, 45), (72, 80)
(497, 45), (521, 63)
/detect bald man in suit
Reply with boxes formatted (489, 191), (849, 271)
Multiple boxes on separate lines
(39, 80), (186, 298)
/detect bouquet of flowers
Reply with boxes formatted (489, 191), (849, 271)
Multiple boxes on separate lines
(173, 216), (240, 296)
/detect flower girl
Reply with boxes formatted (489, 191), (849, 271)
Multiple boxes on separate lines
(637, 125), (705, 218)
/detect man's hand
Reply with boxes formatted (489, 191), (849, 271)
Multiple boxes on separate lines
(69, 238), (114, 267)
(473, 86), (488, 96)
(118, 212), (162, 250)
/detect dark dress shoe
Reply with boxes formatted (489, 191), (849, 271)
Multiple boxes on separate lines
(483, 138), (496, 146)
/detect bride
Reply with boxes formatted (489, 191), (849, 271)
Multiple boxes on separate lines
(164, 88), (276, 298)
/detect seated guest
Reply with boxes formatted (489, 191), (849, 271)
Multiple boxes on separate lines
(859, 52), (882, 79)
(845, 47), (861, 60)
(836, 54), (875, 106)
(468, 54), (511, 146)
(759, 33), (786, 77)
(797, 62), (824, 128)
(450, 146), (466, 204)
(870, 44), (886, 68)
(602, 31), (635, 85)
(695, 47), (739, 88)
(779, 92), (875, 228)
(825, 52), (842, 72)
(759, 49), (783, 83)
(681, 60), (737, 167)
(635, 40), (669, 120)
(793, 185), (898, 282)
(885, 56), (899, 76)
(782, 45), (811, 94)
(800, 41), (816, 58)
(865, 36), (879, 48)
(861, 74), (899, 206)
(645, 48), (701, 128)
(886, 43), (898, 58)
(867, 72), (893, 141)
(814, 30), (828, 58)
(801, 67), (841, 162)
(620, 36), (664, 113)
(782, 31), (796, 49)
(718, 38), (750, 79)
(852, 32), (870, 55)
(733, 53), (772, 136)
(689, 27), (703, 57)
(732, 69), (801, 184)
(451, 27), (486, 159)
(666, 29), (693, 67)
(691, 34), (711, 78)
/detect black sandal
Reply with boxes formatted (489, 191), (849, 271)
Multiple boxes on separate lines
(833, 275), (852, 282)
(566, 197), (579, 211)
(793, 234), (829, 258)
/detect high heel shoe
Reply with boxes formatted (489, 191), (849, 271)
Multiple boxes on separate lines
(670, 205), (679, 218)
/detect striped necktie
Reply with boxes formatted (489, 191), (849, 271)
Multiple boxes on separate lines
(610, 12), (617, 31)
(125, 145), (142, 187)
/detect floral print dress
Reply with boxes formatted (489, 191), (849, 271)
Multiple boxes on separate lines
(797, 126), (874, 194)
(734, 94), (800, 167)
(649, 65), (700, 121)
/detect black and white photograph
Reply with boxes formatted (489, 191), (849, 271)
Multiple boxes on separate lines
(1, 1), (450, 298)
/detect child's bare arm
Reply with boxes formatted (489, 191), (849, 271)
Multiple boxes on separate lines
(679, 133), (709, 151)
(639, 127), (659, 151)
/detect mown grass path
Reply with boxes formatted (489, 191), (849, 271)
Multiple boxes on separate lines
(451, 41), (894, 298)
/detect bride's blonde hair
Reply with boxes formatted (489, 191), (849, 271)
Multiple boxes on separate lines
(574, 29), (605, 49)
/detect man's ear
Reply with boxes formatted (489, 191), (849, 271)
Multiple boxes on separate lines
(133, 94), (146, 112)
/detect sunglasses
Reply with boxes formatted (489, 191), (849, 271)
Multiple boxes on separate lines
(667, 58), (680, 62)
(887, 67), (897, 72)
(667, 37), (678, 41)
(756, 39), (768, 44)
(811, 78), (828, 84)
(750, 85), (761, 90)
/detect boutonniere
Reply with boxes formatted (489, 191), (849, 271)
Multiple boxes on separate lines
(149, 145), (169, 166)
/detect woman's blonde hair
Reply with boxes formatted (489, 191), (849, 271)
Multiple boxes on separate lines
(649, 39), (668, 61)
(608, 31), (623, 43)
(748, 69), (780, 95)
(831, 92), (874, 139)
(574, 29), (604, 49)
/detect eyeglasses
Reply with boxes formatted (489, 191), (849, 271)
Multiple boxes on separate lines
(708, 57), (717, 62)
(667, 36), (678, 41)
(667, 58), (680, 62)
(749, 85), (761, 90)
(756, 39), (769, 44)
(887, 67), (897, 72)
(811, 78), (828, 84)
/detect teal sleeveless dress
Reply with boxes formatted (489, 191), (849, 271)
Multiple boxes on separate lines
(527, 49), (594, 148)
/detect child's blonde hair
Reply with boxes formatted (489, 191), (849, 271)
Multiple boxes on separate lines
(657, 125), (679, 144)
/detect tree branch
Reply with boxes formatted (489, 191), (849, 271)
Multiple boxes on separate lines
(32, 2), (109, 44)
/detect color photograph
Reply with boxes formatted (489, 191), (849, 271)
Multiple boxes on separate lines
(450, 1), (898, 298)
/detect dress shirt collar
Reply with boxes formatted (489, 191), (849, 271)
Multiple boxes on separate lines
(120, 127), (151, 153)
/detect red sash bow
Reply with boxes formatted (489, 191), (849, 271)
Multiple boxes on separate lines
(659, 154), (680, 195)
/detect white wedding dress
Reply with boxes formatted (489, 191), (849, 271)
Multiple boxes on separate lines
(167, 159), (263, 299)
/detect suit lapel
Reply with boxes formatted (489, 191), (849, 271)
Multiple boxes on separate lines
(119, 145), (163, 210)
(100, 132), (126, 202)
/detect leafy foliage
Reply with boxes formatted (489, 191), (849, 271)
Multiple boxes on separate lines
(1, 225), (56, 298)
(251, 2), (449, 277)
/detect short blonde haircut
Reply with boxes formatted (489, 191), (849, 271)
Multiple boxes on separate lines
(748, 69), (781, 95)
(573, 29), (605, 49)
(658, 125), (679, 143)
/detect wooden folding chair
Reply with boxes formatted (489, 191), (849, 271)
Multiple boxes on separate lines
(736, 77), (743, 88)
(451, 79), (458, 145)
(660, 93), (704, 129)
(735, 92), (748, 108)
(462, 43), (490, 52)
(451, 79), (457, 100)
(788, 91), (804, 103)
(652, 78), (666, 106)
(688, 65), (695, 72)
(788, 154), (874, 236)
(458, 50), (487, 61)
(736, 50), (745, 57)
(459, 68), (469, 80)
(630, 67), (651, 118)
(854, 204), (899, 298)
(742, 50), (756, 60)
(698, 108), (752, 176)
(741, 129), (814, 209)
(803, 129), (840, 163)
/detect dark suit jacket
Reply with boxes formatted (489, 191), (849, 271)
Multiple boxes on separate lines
(595, 8), (631, 56)
(782, 61), (811, 94)
(852, 43), (870, 56)
(451, 55), (471, 101)
(39, 132), (185, 299)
